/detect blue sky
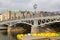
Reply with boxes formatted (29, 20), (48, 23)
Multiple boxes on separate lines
(0, 0), (60, 12)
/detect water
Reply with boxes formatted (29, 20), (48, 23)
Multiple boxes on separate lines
(0, 31), (16, 40)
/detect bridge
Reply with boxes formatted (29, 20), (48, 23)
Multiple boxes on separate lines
(0, 15), (60, 33)
(0, 15), (60, 40)
(0, 15), (60, 26)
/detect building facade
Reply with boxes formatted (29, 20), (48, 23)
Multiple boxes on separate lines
(0, 14), (2, 21)
(2, 10), (11, 21)
(0, 10), (57, 21)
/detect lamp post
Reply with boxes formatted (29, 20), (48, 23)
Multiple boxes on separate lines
(33, 4), (37, 17)
(33, 4), (38, 26)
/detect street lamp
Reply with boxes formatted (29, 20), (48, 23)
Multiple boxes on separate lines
(33, 4), (38, 26)
(33, 4), (37, 14)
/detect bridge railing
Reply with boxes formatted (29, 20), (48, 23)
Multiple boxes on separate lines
(0, 15), (60, 22)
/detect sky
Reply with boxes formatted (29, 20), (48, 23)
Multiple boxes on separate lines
(0, 0), (60, 12)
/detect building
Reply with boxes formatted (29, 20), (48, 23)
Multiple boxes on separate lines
(16, 11), (23, 19)
(1, 10), (21, 21)
(2, 10), (11, 21)
(24, 11), (33, 18)
(10, 12), (16, 19)
(0, 14), (2, 21)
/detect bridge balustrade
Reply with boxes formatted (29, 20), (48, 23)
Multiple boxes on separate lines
(0, 15), (60, 26)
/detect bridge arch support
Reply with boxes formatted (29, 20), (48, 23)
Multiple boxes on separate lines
(11, 22), (32, 34)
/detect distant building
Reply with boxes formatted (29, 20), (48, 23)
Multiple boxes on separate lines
(0, 14), (2, 21)
(26, 11), (33, 18)
(10, 12), (16, 19)
(16, 11), (22, 19)
(0, 10), (58, 21)
(2, 10), (11, 21)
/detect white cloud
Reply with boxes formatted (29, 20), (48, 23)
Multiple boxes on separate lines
(0, 0), (60, 11)
(0, 0), (11, 6)
(27, 0), (60, 11)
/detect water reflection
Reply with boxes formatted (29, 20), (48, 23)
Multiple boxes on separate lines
(0, 30), (16, 40)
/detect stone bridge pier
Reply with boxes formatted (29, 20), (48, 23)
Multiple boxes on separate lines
(31, 19), (40, 33)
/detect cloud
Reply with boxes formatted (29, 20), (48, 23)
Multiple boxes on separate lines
(0, 0), (11, 6)
(0, 0), (60, 12)
(28, 0), (60, 11)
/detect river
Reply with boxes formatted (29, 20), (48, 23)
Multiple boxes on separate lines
(0, 31), (16, 40)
